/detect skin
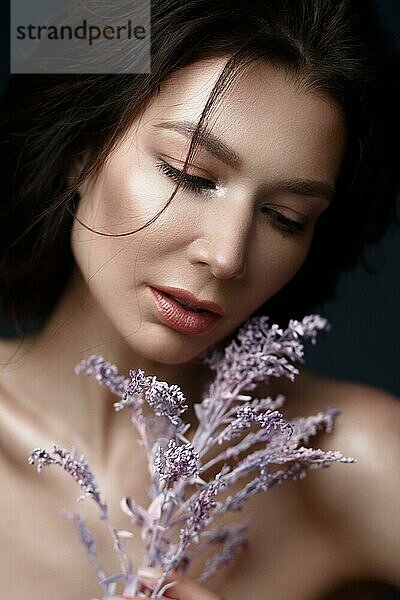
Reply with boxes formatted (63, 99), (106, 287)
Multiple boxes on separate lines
(3, 55), (345, 452)
(71, 55), (344, 370)
(1, 56), (399, 599)
(96, 567), (225, 599)
(2, 53), (343, 449)
(63, 54), (343, 456)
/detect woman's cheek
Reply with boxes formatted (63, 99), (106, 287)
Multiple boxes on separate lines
(250, 232), (313, 304)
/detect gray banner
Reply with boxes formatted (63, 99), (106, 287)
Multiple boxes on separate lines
(11, 0), (150, 73)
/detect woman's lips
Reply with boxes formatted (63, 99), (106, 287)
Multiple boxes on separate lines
(152, 285), (223, 315)
(150, 287), (222, 335)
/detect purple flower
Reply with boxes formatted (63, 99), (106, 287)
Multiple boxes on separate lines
(127, 368), (150, 395)
(179, 475), (227, 550)
(75, 355), (128, 397)
(154, 440), (199, 483)
(288, 315), (331, 345)
(31, 312), (355, 596)
(198, 523), (248, 582)
(285, 407), (339, 447)
(28, 445), (105, 510)
(218, 404), (291, 443)
(145, 379), (188, 428)
(188, 478), (225, 533)
(113, 368), (149, 414)
(117, 369), (188, 428)
(224, 469), (270, 512)
(199, 315), (330, 425)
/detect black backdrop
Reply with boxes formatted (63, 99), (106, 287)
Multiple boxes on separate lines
(0, 0), (399, 396)
(303, 0), (400, 398)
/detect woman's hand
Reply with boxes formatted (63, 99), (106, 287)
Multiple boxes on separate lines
(99, 566), (225, 600)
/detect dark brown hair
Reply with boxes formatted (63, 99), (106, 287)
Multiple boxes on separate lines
(1, 0), (399, 332)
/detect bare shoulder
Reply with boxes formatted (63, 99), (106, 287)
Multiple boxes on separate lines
(297, 370), (400, 587)
(299, 369), (400, 460)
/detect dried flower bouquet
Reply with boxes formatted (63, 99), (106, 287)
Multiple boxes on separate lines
(28, 315), (354, 598)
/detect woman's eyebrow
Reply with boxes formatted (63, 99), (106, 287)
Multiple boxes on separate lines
(152, 119), (336, 203)
(270, 178), (336, 203)
(152, 119), (242, 169)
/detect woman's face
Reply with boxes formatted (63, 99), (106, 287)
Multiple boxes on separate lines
(72, 57), (346, 365)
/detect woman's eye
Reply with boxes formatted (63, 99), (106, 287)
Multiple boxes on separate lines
(156, 158), (306, 236)
(156, 159), (216, 194)
(261, 207), (307, 236)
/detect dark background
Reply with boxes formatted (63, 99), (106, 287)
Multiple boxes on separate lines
(305, 0), (400, 398)
(0, 0), (399, 397)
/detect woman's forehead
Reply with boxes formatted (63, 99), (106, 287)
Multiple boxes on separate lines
(121, 57), (347, 190)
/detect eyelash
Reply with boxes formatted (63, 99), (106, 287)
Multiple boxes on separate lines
(155, 159), (306, 235)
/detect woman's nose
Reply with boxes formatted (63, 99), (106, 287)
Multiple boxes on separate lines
(186, 203), (253, 280)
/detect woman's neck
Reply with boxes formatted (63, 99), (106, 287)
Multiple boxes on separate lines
(0, 267), (211, 454)
(1, 267), (301, 457)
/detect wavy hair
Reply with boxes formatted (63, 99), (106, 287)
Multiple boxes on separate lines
(0, 0), (399, 331)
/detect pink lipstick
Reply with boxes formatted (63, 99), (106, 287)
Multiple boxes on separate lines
(150, 286), (222, 335)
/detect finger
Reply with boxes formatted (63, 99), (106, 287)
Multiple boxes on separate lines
(102, 597), (151, 600)
(101, 590), (161, 599)
(102, 597), (135, 599)
(101, 594), (168, 599)
(102, 596), (147, 599)
(101, 597), (168, 600)
(137, 568), (224, 600)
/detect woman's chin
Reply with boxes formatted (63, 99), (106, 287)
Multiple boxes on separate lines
(117, 323), (207, 366)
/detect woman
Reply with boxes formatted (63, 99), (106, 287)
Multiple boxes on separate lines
(0, 0), (399, 598)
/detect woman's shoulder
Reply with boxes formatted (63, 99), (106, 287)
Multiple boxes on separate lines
(293, 369), (400, 587)
(266, 364), (399, 413)
(269, 365), (400, 438)
(294, 368), (400, 459)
